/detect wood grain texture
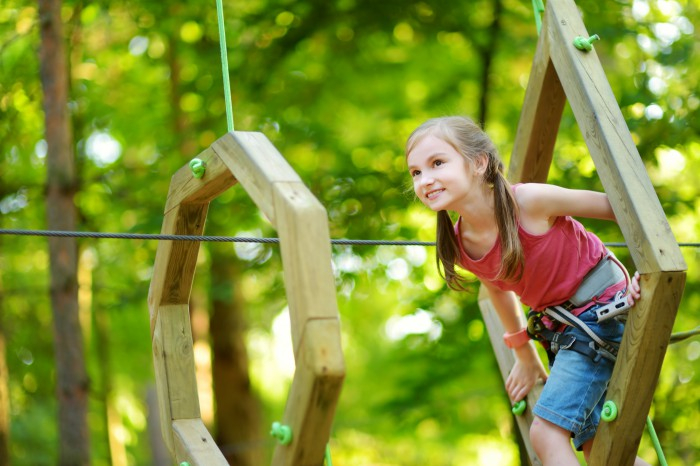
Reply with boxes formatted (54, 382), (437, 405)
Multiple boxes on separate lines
(508, 9), (566, 184)
(591, 271), (685, 466)
(273, 181), (339, 353)
(173, 418), (228, 465)
(165, 146), (237, 214)
(546, 0), (685, 274)
(148, 204), (208, 335)
(478, 288), (543, 466)
(272, 318), (345, 466)
(212, 131), (302, 226)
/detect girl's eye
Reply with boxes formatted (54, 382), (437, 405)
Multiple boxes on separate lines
(411, 170), (421, 177)
(434, 159), (443, 167)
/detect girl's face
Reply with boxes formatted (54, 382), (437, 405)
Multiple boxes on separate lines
(407, 134), (482, 212)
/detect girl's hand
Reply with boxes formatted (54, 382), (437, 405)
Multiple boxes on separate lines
(627, 271), (641, 306)
(505, 346), (548, 403)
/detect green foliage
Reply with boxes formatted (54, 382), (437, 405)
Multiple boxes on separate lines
(1, 0), (700, 464)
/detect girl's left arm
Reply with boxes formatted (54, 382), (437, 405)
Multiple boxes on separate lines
(516, 183), (616, 223)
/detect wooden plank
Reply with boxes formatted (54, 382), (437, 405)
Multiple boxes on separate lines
(272, 318), (345, 466)
(172, 418), (228, 466)
(478, 287), (543, 466)
(590, 271), (685, 466)
(152, 310), (175, 455)
(212, 131), (302, 226)
(165, 146), (237, 214)
(157, 304), (201, 421)
(273, 181), (339, 353)
(508, 9), (566, 184)
(148, 203), (208, 336)
(546, 0), (686, 274)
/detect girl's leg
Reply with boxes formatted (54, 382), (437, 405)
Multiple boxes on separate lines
(530, 416), (579, 466)
(581, 440), (651, 466)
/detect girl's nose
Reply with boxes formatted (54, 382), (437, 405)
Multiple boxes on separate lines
(420, 174), (435, 187)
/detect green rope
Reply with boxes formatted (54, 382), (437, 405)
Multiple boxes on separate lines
(531, 0), (545, 35)
(646, 416), (668, 466)
(325, 443), (333, 466)
(215, 0), (234, 132)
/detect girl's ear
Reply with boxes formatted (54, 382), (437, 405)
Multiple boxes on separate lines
(474, 152), (489, 176)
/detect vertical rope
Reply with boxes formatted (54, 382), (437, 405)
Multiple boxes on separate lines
(646, 416), (668, 466)
(216, 0), (234, 132)
(532, 0), (545, 35)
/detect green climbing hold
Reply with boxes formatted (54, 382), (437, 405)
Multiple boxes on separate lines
(180, 462), (190, 466)
(601, 400), (618, 422)
(189, 158), (206, 178)
(512, 400), (527, 416)
(573, 34), (600, 52)
(270, 421), (293, 445)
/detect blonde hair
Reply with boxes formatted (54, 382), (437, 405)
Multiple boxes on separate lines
(406, 116), (523, 289)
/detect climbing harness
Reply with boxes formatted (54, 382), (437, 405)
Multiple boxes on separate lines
(527, 252), (631, 363)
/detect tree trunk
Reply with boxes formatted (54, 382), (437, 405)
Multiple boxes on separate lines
(209, 244), (262, 466)
(478, 0), (503, 126)
(37, 0), (90, 464)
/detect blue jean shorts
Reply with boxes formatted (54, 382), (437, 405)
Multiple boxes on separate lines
(532, 306), (625, 450)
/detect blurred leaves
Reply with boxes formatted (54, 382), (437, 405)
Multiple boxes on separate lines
(1, 0), (700, 464)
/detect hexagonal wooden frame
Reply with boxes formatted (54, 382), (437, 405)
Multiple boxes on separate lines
(147, 132), (345, 465)
(478, 0), (686, 465)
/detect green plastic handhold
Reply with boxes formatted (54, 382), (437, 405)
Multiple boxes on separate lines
(573, 34), (600, 52)
(601, 400), (618, 422)
(270, 421), (293, 445)
(180, 462), (190, 466)
(189, 158), (206, 178)
(512, 400), (527, 416)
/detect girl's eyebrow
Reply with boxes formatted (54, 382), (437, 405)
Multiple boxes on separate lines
(407, 152), (447, 171)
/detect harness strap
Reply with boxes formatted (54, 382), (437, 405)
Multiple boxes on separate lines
(537, 326), (617, 363)
(526, 310), (619, 363)
(544, 305), (620, 356)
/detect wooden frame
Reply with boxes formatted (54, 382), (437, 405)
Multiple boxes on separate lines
(148, 132), (345, 465)
(479, 0), (686, 465)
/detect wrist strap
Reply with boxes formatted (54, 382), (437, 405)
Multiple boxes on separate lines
(503, 328), (530, 349)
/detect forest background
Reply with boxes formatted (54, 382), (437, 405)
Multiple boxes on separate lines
(1, 0), (699, 465)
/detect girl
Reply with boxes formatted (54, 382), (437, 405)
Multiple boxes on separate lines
(405, 116), (646, 465)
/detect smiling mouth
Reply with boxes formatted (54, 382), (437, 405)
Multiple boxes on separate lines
(425, 189), (444, 200)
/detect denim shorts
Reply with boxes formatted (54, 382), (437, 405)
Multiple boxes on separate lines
(532, 306), (625, 450)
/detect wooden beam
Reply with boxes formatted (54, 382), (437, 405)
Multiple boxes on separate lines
(546, 0), (686, 274)
(590, 271), (685, 465)
(173, 418), (228, 465)
(155, 304), (201, 420)
(151, 310), (175, 455)
(272, 318), (345, 466)
(478, 288), (543, 466)
(148, 203), (208, 335)
(508, 9), (566, 184)
(165, 146), (237, 214)
(212, 132), (302, 226)
(273, 181), (339, 353)
(152, 305), (202, 455)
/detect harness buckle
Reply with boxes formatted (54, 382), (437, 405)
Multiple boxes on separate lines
(550, 332), (576, 354)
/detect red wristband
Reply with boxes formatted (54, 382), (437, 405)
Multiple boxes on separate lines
(503, 328), (530, 349)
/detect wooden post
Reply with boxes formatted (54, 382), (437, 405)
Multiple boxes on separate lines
(149, 131), (345, 465)
(480, 0), (687, 464)
(478, 288), (543, 466)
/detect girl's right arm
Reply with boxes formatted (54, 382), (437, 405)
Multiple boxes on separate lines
(482, 281), (548, 402)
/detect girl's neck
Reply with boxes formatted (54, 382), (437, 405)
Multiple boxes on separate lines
(454, 187), (499, 260)
(455, 186), (497, 233)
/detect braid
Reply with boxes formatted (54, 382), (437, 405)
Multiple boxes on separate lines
(436, 210), (470, 291)
(491, 163), (523, 282)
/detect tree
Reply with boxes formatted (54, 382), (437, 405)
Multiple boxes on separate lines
(37, 0), (90, 463)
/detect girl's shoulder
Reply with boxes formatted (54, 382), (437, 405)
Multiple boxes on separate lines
(512, 182), (552, 212)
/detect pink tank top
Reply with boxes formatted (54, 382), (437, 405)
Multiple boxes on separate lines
(455, 190), (606, 310)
